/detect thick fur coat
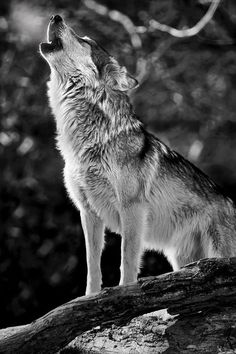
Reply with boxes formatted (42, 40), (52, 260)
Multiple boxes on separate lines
(40, 15), (236, 295)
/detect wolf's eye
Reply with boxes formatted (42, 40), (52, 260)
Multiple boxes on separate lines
(82, 41), (91, 50)
(76, 36), (91, 50)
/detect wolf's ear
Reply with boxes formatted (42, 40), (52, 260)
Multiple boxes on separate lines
(115, 70), (139, 91)
(104, 59), (139, 91)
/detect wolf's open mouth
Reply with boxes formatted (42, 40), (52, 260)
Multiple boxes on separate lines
(40, 15), (63, 54)
(40, 38), (63, 54)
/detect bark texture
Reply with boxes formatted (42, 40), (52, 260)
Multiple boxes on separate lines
(0, 257), (235, 354)
(63, 308), (236, 354)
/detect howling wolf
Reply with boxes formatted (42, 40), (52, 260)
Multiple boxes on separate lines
(40, 15), (236, 295)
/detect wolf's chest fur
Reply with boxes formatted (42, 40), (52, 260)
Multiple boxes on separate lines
(64, 159), (122, 233)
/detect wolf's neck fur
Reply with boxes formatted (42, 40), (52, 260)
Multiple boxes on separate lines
(48, 71), (142, 161)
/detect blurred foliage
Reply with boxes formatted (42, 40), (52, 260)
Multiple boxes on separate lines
(1, 0), (236, 327)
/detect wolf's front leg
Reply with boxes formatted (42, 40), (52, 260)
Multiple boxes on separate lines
(80, 211), (104, 295)
(120, 205), (145, 285)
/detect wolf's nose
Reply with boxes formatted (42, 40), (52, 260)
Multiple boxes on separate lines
(50, 15), (63, 23)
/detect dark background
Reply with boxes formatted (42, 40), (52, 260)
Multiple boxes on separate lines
(1, 0), (236, 328)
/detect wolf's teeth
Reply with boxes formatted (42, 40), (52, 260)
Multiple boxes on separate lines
(47, 24), (50, 43)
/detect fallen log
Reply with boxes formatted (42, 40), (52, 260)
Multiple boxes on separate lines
(0, 257), (235, 354)
(64, 307), (236, 353)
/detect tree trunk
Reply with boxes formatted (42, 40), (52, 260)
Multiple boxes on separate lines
(63, 307), (236, 354)
(0, 257), (235, 354)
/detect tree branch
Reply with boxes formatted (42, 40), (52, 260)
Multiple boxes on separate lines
(0, 257), (235, 353)
(84, 0), (221, 43)
(147, 0), (221, 38)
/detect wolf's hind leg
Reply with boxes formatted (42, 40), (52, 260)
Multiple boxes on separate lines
(80, 211), (104, 295)
(164, 229), (207, 270)
(120, 205), (145, 285)
(164, 249), (180, 271)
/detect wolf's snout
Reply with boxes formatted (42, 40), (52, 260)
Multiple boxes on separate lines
(39, 14), (64, 55)
(50, 15), (63, 24)
(47, 15), (64, 43)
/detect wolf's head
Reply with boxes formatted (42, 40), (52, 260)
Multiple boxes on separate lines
(40, 15), (138, 92)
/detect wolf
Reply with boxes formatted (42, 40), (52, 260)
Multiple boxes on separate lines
(40, 15), (236, 295)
